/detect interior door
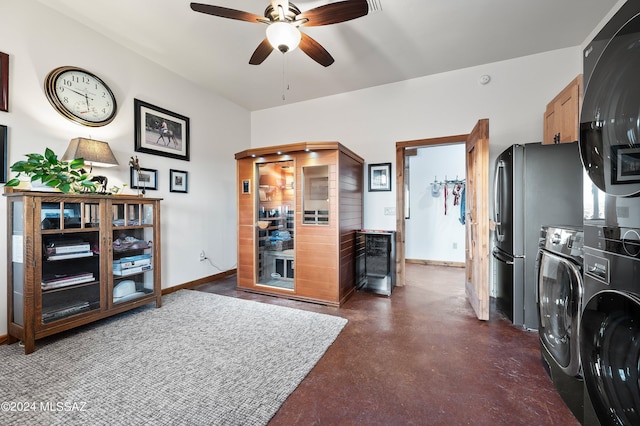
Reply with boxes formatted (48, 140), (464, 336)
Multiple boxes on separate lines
(465, 119), (490, 320)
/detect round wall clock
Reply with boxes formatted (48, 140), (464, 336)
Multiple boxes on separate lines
(44, 66), (117, 127)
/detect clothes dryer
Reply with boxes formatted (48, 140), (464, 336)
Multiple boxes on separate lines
(537, 226), (584, 423)
(580, 1), (640, 424)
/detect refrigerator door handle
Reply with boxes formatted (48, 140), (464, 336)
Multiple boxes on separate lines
(492, 247), (516, 265)
(494, 160), (505, 242)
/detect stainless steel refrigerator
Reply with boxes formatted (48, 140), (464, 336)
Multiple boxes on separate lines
(492, 142), (582, 330)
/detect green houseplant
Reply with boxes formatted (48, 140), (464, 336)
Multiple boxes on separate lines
(5, 148), (97, 193)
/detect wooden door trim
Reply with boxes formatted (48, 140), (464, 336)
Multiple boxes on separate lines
(395, 134), (469, 287)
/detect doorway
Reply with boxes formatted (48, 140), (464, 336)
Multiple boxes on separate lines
(395, 119), (490, 320)
(404, 143), (466, 267)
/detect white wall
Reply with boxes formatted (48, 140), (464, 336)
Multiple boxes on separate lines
(251, 47), (583, 232)
(250, 46), (583, 300)
(406, 144), (466, 262)
(0, 2), (251, 335)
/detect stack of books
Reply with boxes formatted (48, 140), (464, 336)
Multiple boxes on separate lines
(45, 240), (93, 261)
(113, 253), (152, 276)
(42, 272), (95, 290)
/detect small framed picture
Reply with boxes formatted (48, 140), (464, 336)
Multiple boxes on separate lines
(134, 98), (190, 161)
(242, 179), (251, 194)
(0, 52), (8, 112)
(368, 162), (392, 192)
(170, 169), (188, 193)
(130, 167), (158, 190)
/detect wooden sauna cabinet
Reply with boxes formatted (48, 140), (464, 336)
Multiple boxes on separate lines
(235, 142), (364, 306)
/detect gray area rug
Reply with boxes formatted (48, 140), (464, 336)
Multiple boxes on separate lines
(0, 290), (347, 425)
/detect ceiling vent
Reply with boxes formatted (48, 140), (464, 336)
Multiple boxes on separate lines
(367, 0), (383, 13)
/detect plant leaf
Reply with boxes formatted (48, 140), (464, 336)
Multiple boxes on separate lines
(70, 158), (85, 169)
(58, 182), (71, 193)
(26, 153), (44, 161)
(10, 161), (28, 172)
(44, 148), (57, 163)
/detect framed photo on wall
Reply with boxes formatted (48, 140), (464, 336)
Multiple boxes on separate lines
(134, 99), (190, 161)
(0, 52), (8, 112)
(170, 169), (188, 193)
(368, 162), (392, 192)
(0, 125), (7, 183)
(130, 167), (158, 191)
(242, 179), (251, 194)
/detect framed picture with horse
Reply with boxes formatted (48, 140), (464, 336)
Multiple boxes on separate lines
(134, 98), (190, 161)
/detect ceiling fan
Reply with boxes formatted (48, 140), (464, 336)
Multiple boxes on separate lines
(190, 0), (369, 67)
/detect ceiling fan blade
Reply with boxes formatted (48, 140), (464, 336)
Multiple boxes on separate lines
(298, 0), (368, 27)
(190, 3), (265, 23)
(299, 32), (334, 67)
(249, 38), (274, 65)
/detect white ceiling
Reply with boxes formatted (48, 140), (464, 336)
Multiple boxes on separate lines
(37, 0), (618, 111)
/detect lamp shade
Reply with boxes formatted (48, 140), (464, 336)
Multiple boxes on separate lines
(266, 22), (301, 53)
(259, 173), (278, 187)
(62, 138), (119, 168)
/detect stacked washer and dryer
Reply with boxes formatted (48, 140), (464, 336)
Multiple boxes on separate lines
(579, 1), (640, 425)
(536, 2), (640, 425)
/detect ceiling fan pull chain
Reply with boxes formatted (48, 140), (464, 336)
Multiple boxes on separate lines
(281, 53), (291, 101)
(282, 54), (286, 100)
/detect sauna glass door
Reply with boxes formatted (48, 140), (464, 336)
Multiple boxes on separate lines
(256, 161), (295, 289)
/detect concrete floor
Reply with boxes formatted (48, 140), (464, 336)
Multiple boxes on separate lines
(193, 264), (579, 425)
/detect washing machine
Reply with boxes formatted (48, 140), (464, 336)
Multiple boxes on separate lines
(537, 225), (584, 423)
(580, 1), (640, 424)
(581, 229), (640, 426)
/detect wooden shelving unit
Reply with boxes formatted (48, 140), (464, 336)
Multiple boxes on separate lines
(4, 191), (162, 354)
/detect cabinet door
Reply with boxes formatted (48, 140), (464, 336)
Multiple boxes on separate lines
(38, 199), (103, 327)
(543, 76), (582, 145)
(543, 104), (558, 145)
(109, 200), (157, 307)
(557, 81), (580, 143)
(256, 161), (295, 290)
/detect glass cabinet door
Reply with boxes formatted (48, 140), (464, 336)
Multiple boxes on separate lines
(303, 165), (329, 225)
(111, 201), (155, 305)
(256, 161), (295, 290)
(9, 199), (25, 326)
(38, 200), (102, 324)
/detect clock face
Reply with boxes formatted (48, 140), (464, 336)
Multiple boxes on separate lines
(45, 66), (117, 127)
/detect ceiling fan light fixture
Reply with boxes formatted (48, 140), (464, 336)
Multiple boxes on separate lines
(266, 21), (301, 53)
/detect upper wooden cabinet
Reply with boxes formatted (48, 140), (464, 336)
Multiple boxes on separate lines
(235, 142), (364, 306)
(543, 75), (583, 145)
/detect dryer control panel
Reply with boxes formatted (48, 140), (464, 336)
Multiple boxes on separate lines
(584, 224), (640, 258)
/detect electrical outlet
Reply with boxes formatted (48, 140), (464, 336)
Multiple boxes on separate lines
(453, 242), (458, 250)
(384, 207), (395, 215)
(199, 250), (206, 261)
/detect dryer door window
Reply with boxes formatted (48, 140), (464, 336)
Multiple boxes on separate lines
(537, 250), (582, 376)
(581, 290), (640, 426)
